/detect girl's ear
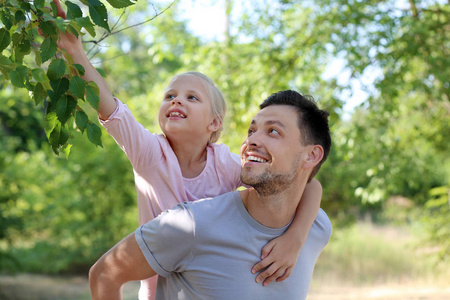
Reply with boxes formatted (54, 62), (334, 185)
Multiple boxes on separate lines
(208, 118), (222, 132)
(304, 145), (324, 169)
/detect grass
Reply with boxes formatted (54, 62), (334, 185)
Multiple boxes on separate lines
(310, 222), (449, 288)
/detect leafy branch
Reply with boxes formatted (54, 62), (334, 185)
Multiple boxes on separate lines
(84, 1), (176, 57)
(0, 0), (174, 156)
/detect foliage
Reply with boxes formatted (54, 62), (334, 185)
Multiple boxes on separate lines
(0, 0), (136, 155)
(316, 0), (450, 205)
(422, 185), (450, 261)
(0, 89), (137, 273)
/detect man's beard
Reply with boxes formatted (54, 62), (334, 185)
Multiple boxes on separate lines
(240, 159), (300, 197)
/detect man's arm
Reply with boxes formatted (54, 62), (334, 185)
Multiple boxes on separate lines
(52, 0), (117, 120)
(89, 233), (157, 300)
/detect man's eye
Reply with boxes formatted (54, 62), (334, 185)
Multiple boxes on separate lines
(269, 129), (279, 134)
(248, 129), (255, 136)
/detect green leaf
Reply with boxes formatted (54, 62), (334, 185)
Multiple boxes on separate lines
(75, 110), (89, 132)
(34, 0), (45, 9)
(33, 82), (47, 105)
(47, 58), (66, 81)
(1, 10), (14, 30)
(106, 0), (136, 9)
(69, 76), (86, 99)
(32, 47), (42, 66)
(49, 122), (69, 154)
(50, 1), (58, 18)
(31, 68), (49, 83)
(429, 186), (449, 197)
(18, 39), (31, 54)
(40, 37), (57, 63)
(66, 24), (80, 37)
(62, 143), (72, 158)
(44, 111), (58, 138)
(0, 54), (14, 65)
(14, 10), (26, 22)
(87, 0), (110, 32)
(75, 16), (95, 28)
(9, 65), (28, 87)
(0, 54), (15, 78)
(19, 2), (32, 11)
(85, 83), (99, 110)
(39, 20), (58, 38)
(66, 1), (83, 19)
(16, 65), (28, 78)
(56, 94), (77, 125)
(49, 77), (70, 102)
(25, 79), (34, 92)
(54, 17), (69, 35)
(86, 122), (103, 147)
(9, 69), (25, 87)
(73, 64), (85, 76)
(0, 28), (11, 52)
(96, 67), (106, 78)
(14, 38), (31, 63)
(75, 17), (96, 37)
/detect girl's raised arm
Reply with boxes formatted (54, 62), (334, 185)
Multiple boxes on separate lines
(52, 0), (117, 120)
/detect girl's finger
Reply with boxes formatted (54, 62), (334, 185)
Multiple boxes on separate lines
(53, 0), (67, 19)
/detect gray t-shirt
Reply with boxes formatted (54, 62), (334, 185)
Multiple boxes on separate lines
(135, 191), (332, 300)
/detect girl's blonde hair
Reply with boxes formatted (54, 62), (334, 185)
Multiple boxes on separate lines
(172, 71), (226, 144)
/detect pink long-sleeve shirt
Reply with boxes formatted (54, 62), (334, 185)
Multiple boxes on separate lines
(100, 99), (242, 226)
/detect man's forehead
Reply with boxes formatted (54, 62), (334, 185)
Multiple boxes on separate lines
(252, 105), (298, 126)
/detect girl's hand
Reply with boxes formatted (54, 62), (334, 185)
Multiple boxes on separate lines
(51, 0), (84, 55)
(52, 0), (66, 19)
(38, 0), (83, 56)
(251, 232), (303, 286)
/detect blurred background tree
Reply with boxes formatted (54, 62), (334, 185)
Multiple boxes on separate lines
(0, 0), (448, 279)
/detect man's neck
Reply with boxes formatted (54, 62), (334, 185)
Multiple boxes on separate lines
(240, 185), (306, 228)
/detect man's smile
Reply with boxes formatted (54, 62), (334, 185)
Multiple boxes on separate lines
(245, 155), (268, 163)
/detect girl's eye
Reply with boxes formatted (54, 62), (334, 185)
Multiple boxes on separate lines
(188, 95), (199, 101)
(165, 94), (175, 101)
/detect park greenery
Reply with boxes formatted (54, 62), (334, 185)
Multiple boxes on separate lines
(0, 0), (448, 279)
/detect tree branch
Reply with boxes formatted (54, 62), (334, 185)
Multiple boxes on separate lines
(408, 0), (419, 19)
(85, 1), (177, 46)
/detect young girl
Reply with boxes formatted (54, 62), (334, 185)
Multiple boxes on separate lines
(52, 1), (323, 299)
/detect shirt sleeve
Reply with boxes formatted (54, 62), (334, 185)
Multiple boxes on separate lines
(135, 203), (196, 277)
(99, 98), (161, 169)
(213, 143), (244, 190)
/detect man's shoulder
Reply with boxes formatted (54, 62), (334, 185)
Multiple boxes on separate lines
(186, 191), (239, 208)
(182, 191), (240, 216)
(311, 208), (333, 245)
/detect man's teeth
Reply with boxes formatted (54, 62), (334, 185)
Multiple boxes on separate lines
(169, 112), (186, 118)
(246, 156), (268, 163)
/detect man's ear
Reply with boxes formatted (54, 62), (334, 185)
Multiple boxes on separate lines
(208, 118), (222, 132)
(304, 145), (324, 169)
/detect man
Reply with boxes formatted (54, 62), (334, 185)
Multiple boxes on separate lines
(89, 90), (332, 300)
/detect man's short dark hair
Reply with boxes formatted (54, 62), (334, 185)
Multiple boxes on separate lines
(259, 90), (331, 180)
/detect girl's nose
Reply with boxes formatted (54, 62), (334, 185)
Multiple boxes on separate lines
(171, 97), (183, 105)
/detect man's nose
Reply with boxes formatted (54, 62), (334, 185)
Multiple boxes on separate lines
(245, 132), (261, 147)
